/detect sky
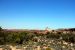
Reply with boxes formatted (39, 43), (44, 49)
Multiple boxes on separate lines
(0, 0), (75, 29)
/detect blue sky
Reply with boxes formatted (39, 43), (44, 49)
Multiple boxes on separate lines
(0, 0), (75, 29)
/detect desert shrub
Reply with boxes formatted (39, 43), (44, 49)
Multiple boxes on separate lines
(62, 34), (75, 43)
(46, 48), (51, 50)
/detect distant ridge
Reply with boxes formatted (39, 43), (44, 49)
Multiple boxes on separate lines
(56, 28), (75, 31)
(3, 28), (75, 32)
